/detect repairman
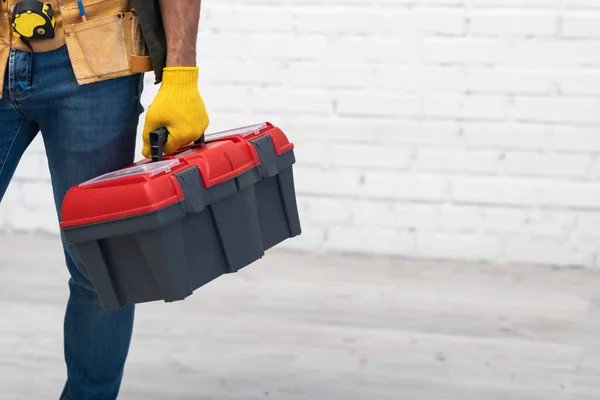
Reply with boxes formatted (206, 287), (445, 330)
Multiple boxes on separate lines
(0, 0), (209, 398)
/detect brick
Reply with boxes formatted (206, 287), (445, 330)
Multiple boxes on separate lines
(502, 152), (592, 178)
(555, 71), (600, 96)
(590, 157), (600, 180)
(468, 11), (558, 37)
(208, 5), (294, 32)
(508, 41), (600, 68)
(524, 210), (577, 236)
(465, 67), (554, 94)
(503, 236), (592, 267)
(294, 165), (362, 197)
(452, 177), (540, 206)
(330, 37), (420, 64)
(393, 203), (440, 229)
(423, 95), (462, 118)
(463, 95), (507, 120)
(329, 143), (413, 170)
(293, 7), (380, 36)
(353, 201), (439, 229)
(481, 208), (529, 233)
(416, 232), (503, 262)
(465, 0), (561, 7)
(542, 182), (600, 209)
(202, 86), (252, 113)
(282, 117), (460, 145)
(508, 97), (600, 124)
(293, 142), (329, 166)
(325, 226), (416, 256)
(21, 182), (56, 210)
(418, 9), (466, 36)
(13, 154), (45, 181)
(362, 172), (449, 201)
(525, 127), (600, 152)
(566, 0), (600, 9)
(197, 33), (251, 60)
(381, 9), (465, 37)
(351, 200), (396, 228)
(463, 122), (600, 152)
(419, 0), (463, 4)
(562, 12), (600, 38)
(249, 88), (333, 114)
(424, 38), (509, 65)
(424, 95), (506, 120)
(285, 63), (376, 90)
(8, 208), (60, 233)
(237, 34), (331, 62)
(0, 182), (23, 231)
(374, 65), (467, 93)
(202, 61), (287, 86)
(8, 183), (57, 233)
(577, 211), (600, 237)
(462, 122), (549, 150)
(415, 148), (501, 174)
(297, 196), (353, 225)
(336, 92), (422, 117)
(439, 205), (483, 231)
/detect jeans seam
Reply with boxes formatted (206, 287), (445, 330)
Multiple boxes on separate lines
(0, 118), (26, 179)
(9, 99), (33, 121)
(8, 49), (34, 119)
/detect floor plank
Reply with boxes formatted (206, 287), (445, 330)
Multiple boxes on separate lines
(1, 234), (600, 399)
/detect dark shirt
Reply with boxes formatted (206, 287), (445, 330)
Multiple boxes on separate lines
(133, 0), (166, 84)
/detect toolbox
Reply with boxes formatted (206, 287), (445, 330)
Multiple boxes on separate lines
(59, 122), (301, 311)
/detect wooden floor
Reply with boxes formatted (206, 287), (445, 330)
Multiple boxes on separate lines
(1, 234), (600, 399)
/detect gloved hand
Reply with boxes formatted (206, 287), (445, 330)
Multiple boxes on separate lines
(142, 66), (209, 159)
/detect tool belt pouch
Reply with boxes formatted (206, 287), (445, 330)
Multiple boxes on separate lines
(63, 9), (151, 85)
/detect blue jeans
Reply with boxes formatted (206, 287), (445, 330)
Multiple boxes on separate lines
(0, 46), (144, 399)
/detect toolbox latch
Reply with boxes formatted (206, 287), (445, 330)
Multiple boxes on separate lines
(251, 135), (279, 178)
(175, 166), (209, 213)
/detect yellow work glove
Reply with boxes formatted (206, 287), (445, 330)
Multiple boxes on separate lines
(142, 66), (209, 159)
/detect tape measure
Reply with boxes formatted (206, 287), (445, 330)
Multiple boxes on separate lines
(11, 0), (56, 40)
(9, 0), (57, 92)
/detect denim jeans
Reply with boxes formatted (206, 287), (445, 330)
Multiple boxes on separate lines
(0, 45), (144, 399)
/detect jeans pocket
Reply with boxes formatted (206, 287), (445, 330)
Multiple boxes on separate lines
(64, 13), (130, 84)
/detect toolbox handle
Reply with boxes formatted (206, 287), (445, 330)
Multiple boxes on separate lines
(149, 127), (206, 162)
(149, 127), (169, 162)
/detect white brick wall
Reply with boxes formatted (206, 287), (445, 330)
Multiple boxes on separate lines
(2, 0), (600, 268)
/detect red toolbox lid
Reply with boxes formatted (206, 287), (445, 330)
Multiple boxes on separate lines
(60, 122), (293, 229)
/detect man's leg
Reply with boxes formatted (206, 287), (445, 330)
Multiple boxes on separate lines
(0, 67), (40, 199)
(19, 45), (145, 399)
